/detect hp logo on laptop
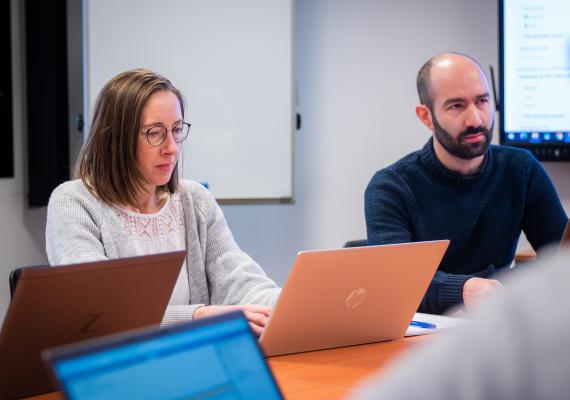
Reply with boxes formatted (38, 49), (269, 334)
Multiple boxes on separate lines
(345, 288), (367, 308)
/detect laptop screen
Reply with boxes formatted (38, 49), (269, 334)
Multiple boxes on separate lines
(47, 312), (282, 400)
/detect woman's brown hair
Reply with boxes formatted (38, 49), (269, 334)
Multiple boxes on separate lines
(75, 69), (185, 206)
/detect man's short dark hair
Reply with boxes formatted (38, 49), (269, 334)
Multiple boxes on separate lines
(416, 58), (436, 110)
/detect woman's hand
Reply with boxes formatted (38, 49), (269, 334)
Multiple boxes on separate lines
(193, 304), (273, 336)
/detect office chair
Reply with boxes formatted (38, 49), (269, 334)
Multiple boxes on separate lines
(9, 265), (44, 299)
(343, 239), (368, 248)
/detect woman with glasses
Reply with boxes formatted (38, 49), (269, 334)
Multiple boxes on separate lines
(46, 69), (279, 334)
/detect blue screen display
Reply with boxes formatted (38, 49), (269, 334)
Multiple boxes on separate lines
(500, 0), (570, 159)
(52, 316), (281, 400)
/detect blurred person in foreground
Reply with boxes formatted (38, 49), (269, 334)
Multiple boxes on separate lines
(350, 246), (570, 400)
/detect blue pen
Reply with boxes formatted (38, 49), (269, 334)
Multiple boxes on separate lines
(410, 320), (436, 329)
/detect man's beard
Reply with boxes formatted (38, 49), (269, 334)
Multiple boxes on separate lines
(432, 113), (493, 160)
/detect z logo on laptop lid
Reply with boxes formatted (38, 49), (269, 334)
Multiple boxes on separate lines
(77, 312), (104, 335)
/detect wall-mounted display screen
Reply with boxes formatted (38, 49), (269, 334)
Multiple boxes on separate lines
(500, 0), (570, 161)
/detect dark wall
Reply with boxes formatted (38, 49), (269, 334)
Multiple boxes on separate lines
(25, 0), (70, 207)
(1, 0), (14, 178)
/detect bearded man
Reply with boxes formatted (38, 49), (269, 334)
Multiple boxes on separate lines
(365, 52), (567, 314)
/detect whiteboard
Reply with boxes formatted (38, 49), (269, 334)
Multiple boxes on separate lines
(85, 0), (294, 200)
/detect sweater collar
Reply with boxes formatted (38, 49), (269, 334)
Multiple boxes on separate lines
(419, 137), (493, 186)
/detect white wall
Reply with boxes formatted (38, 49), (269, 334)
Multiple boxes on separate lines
(223, 0), (556, 284)
(2, 0), (569, 320)
(0, 0), (49, 321)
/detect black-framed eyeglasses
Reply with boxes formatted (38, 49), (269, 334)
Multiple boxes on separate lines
(142, 122), (191, 146)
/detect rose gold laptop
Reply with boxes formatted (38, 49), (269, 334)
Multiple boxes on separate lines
(259, 240), (449, 357)
(0, 251), (186, 400)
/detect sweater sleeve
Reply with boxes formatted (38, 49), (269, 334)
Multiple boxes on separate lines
(45, 182), (109, 265)
(365, 171), (414, 244)
(365, 171), (471, 314)
(161, 305), (204, 326)
(522, 156), (567, 252)
(420, 271), (471, 314)
(192, 185), (281, 307)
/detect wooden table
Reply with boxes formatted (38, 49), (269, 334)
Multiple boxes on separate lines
(24, 336), (427, 400)
(514, 248), (537, 263)
(268, 336), (426, 399)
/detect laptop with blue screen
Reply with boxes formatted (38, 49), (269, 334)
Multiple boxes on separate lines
(43, 311), (283, 400)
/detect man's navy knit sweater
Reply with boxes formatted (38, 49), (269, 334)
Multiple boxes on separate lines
(365, 138), (567, 314)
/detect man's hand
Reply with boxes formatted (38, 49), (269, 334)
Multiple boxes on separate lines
(193, 304), (273, 336)
(462, 277), (503, 309)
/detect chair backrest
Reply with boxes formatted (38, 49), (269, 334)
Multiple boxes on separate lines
(9, 265), (44, 299)
(343, 239), (368, 248)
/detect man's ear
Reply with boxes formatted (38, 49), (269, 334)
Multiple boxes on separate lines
(416, 104), (434, 131)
